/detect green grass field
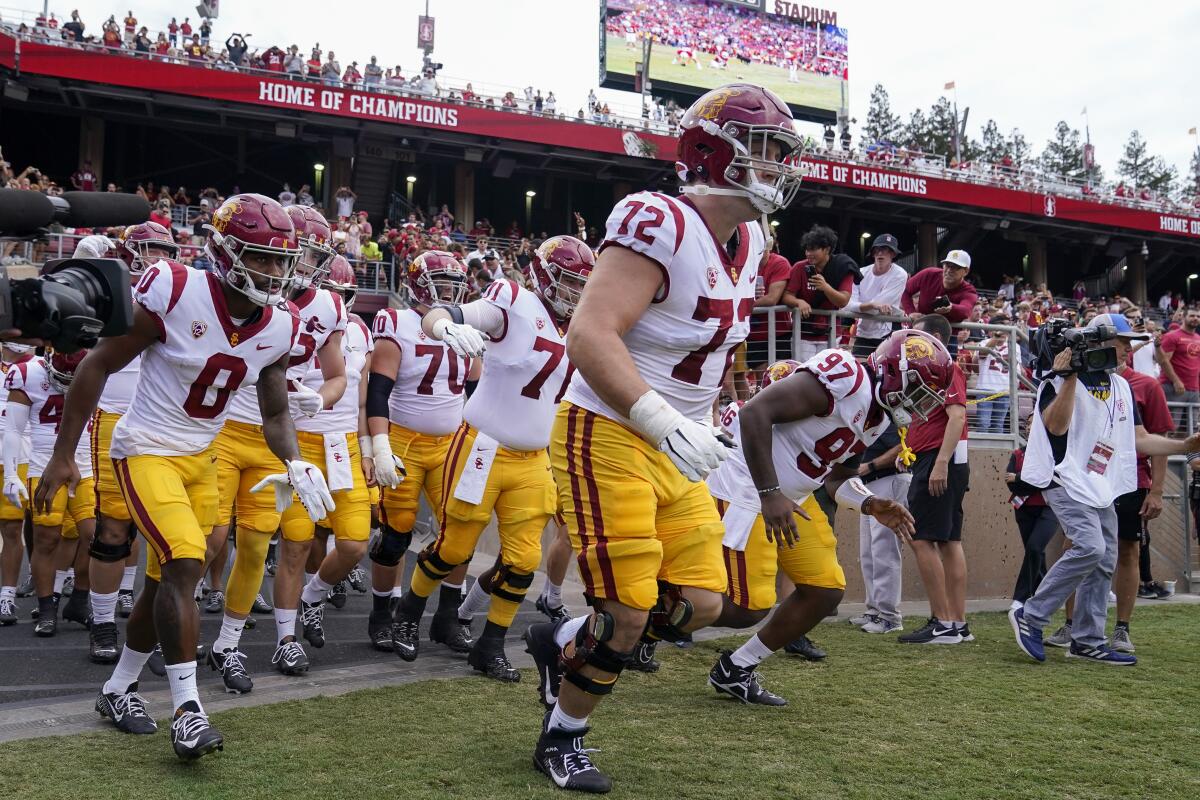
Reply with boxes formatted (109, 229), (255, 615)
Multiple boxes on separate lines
(605, 34), (843, 113)
(3, 608), (1199, 799)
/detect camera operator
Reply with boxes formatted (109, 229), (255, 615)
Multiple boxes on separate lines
(1010, 316), (1200, 665)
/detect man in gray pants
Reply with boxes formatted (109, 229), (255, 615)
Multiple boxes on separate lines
(853, 422), (906, 633)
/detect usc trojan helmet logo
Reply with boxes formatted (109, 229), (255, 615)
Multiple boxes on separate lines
(903, 335), (935, 362)
(693, 86), (739, 121)
(211, 200), (244, 234)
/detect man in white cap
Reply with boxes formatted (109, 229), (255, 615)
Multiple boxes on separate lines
(901, 250), (978, 357)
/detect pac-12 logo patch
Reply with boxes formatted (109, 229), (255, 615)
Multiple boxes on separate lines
(706, 266), (719, 289)
(536, 318), (546, 330)
(191, 321), (207, 339)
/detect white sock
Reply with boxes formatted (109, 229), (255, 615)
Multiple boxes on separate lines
(948, 620), (964, 628)
(372, 589), (391, 599)
(90, 590), (119, 624)
(304, 572), (316, 586)
(541, 580), (563, 608)
(213, 614), (246, 653)
(301, 575), (333, 606)
(554, 615), (590, 649)
(165, 660), (202, 712)
(548, 703), (588, 732)
(730, 634), (775, 669)
(66, 567), (75, 579)
(391, 585), (404, 598)
(53, 569), (68, 594)
(458, 579), (491, 620)
(0, 586), (14, 602)
(443, 580), (462, 592)
(121, 566), (136, 592)
(274, 608), (298, 644)
(102, 645), (152, 694)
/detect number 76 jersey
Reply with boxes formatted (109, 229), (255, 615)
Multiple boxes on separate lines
(111, 261), (298, 459)
(564, 190), (764, 425)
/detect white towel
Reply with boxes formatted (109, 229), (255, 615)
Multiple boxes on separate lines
(720, 501), (760, 552)
(453, 431), (499, 505)
(323, 434), (355, 492)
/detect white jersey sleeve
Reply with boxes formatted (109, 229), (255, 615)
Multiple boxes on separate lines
(16, 359), (92, 478)
(296, 315), (370, 435)
(599, 189), (681, 275)
(1, 358), (33, 464)
(373, 307), (468, 436)
(799, 348), (872, 415)
(285, 287), (348, 382)
(98, 286), (144, 415)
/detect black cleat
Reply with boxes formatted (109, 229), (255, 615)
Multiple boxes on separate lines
(328, 581), (348, 610)
(207, 647), (253, 694)
(523, 622), (563, 709)
(368, 610), (393, 652)
(95, 682), (157, 734)
(117, 589), (134, 618)
(708, 651), (787, 706)
(15, 575), (34, 598)
(783, 634), (826, 661)
(89, 621), (120, 663)
(0, 596), (16, 625)
(347, 567), (367, 593)
(61, 576), (75, 597)
(147, 643), (167, 677)
(430, 615), (474, 654)
(391, 619), (420, 662)
(271, 638), (310, 675)
(251, 593), (274, 614)
(301, 600), (326, 649)
(33, 616), (56, 637)
(536, 595), (569, 623)
(468, 642), (521, 683)
(171, 702), (223, 760)
(534, 714), (612, 794)
(265, 556), (278, 578)
(203, 590), (225, 614)
(61, 593), (91, 626)
(627, 640), (660, 673)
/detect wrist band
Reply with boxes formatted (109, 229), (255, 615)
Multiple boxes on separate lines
(756, 486), (780, 496)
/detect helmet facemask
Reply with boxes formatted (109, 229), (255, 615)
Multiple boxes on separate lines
(292, 235), (335, 291)
(682, 119), (804, 214)
(424, 269), (467, 305)
(125, 239), (180, 276)
(207, 232), (298, 307)
(876, 368), (947, 427)
(547, 267), (589, 319)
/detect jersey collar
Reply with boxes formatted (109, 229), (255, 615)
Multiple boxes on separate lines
(206, 272), (275, 346)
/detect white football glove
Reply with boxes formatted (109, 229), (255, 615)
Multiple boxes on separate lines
(431, 317), (487, 358)
(370, 432), (407, 489)
(2, 473), (26, 509)
(249, 459), (336, 523)
(289, 382), (324, 418)
(629, 391), (729, 482)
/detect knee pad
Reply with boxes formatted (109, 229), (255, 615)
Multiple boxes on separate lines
(646, 581), (693, 642)
(491, 566), (534, 604)
(562, 611), (631, 696)
(414, 544), (459, 581)
(88, 531), (133, 563)
(368, 525), (412, 567)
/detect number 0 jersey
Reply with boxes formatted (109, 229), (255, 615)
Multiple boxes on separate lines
(296, 315), (372, 435)
(463, 279), (572, 451)
(707, 349), (889, 510)
(4, 357), (92, 478)
(372, 307), (469, 436)
(112, 262), (299, 459)
(564, 190), (764, 425)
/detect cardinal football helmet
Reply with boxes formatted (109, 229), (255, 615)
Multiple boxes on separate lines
(46, 348), (88, 390)
(759, 359), (802, 389)
(117, 221), (179, 276)
(204, 194), (299, 307)
(320, 255), (358, 311)
(405, 250), (467, 307)
(528, 235), (594, 319)
(867, 330), (955, 426)
(286, 205), (335, 291)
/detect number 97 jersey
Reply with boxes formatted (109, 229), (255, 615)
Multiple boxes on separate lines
(707, 349), (889, 510)
(563, 190), (764, 425)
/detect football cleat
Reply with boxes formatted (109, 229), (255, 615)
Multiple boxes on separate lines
(523, 622), (563, 709)
(204, 590), (225, 613)
(15, 575), (34, 597)
(265, 556), (278, 578)
(271, 638), (310, 675)
(117, 589), (134, 618)
(533, 713), (612, 794)
(207, 647), (254, 694)
(430, 615), (474, 654)
(328, 581), (348, 609)
(626, 640), (660, 673)
(535, 595), (570, 623)
(347, 567), (368, 593)
(61, 593), (91, 626)
(367, 610), (393, 652)
(708, 651), (787, 706)
(0, 596), (16, 625)
(783, 634), (826, 660)
(147, 643), (167, 677)
(468, 642), (521, 683)
(252, 593), (274, 614)
(33, 616), (57, 637)
(301, 600), (326, 648)
(95, 682), (157, 734)
(89, 621), (120, 663)
(61, 575), (75, 597)
(171, 702), (224, 760)
(391, 619), (420, 662)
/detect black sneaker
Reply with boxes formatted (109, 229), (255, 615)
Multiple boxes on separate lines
(1136, 583), (1157, 599)
(533, 717), (612, 794)
(430, 615), (474, 654)
(61, 576), (75, 597)
(117, 590), (134, 618)
(0, 596), (16, 625)
(15, 575), (33, 597)
(95, 682), (157, 734)
(782, 634), (827, 660)
(33, 615), (56, 637)
(147, 643), (167, 677)
(535, 595), (569, 623)
(523, 622), (563, 709)
(627, 640), (660, 673)
(301, 600), (326, 648)
(204, 590), (225, 613)
(708, 651), (787, 706)
(368, 610), (393, 652)
(89, 621), (120, 663)
(897, 617), (962, 645)
(328, 581), (348, 610)
(61, 592), (91, 626)
(251, 593), (274, 614)
(347, 567), (367, 594)
(207, 647), (253, 694)
(391, 618), (420, 662)
(957, 623), (975, 643)
(468, 641), (521, 683)
(171, 702), (223, 760)
(1145, 581), (1171, 600)
(271, 638), (310, 675)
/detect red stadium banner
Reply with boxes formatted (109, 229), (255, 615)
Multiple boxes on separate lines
(3, 36), (676, 162)
(0, 33), (15, 70)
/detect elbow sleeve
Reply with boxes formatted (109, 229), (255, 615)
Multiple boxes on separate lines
(366, 372), (395, 420)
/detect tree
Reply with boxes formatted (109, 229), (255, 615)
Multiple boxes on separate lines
(903, 108), (931, 154)
(1040, 121), (1085, 180)
(863, 83), (902, 145)
(1008, 129), (1031, 165)
(1190, 148), (1200, 192)
(980, 119), (1007, 163)
(1116, 130), (1151, 187)
(1146, 156), (1177, 193)
(926, 96), (959, 159)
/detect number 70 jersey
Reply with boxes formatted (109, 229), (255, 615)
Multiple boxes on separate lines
(564, 190), (764, 425)
(372, 307), (469, 437)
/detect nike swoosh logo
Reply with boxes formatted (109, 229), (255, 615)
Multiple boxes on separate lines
(177, 672), (195, 681)
(256, 343), (272, 350)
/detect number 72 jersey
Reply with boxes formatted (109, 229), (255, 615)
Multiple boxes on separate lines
(563, 190), (764, 425)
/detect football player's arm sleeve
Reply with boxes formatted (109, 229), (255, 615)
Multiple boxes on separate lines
(457, 296), (508, 337)
(258, 355), (302, 464)
(366, 372), (394, 422)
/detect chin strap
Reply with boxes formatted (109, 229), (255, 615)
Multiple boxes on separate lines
(897, 427), (917, 468)
(679, 184), (747, 200)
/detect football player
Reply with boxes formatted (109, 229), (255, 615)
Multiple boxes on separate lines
(3, 349), (96, 637)
(390, 237), (593, 682)
(704, 336), (951, 705)
(523, 83), (803, 792)
(86, 223), (179, 663)
(366, 251), (476, 653)
(271, 254), (371, 674)
(0, 343), (34, 625)
(35, 193), (333, 760)
(206, 204), (346, 693)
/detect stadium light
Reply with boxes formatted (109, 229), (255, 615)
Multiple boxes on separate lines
(1190, 273), (1199, 280)
(525, 190), (537, 198)
(406, 175), (417, 183)
(525, 191), (536, 231)
(406, 175), (416, 203)
(313, 163), (325, 172)
(769, 220), (780, 228)
(860, 232), (871, 239)
(1189, 273), (1199, 301)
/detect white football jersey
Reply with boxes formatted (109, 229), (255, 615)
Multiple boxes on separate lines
(5, 357), (92, 478)
(372, 307), (469, 436)
(98, 287), (144, 415)
(1, 357), (33, 463)
(297, 315), (372, 435)
(707, 348), (889, 510)
(565, 190), (763, 424)
(228, 286), (346, 425)
(464, 279), (572, 451)
(112, 262), (298, 459)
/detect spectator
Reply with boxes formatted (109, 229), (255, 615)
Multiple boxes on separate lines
(974, 317), (1019, 433)
(278, 183), (296, 207)
(1005, 445), (1058, 606)
(364, 56), (383, 87)
(998, 274), (1016, 303)
(226, 34), (248, 67)
(746, 235), (794, 369)
(149, 200), (172, 229)
(188, 204), (212, 246)
(1157, 291), (1172, 314)
(901, 250), (977, 324)
(307, 48), (322, 80)
(449, 222), (467, 243)
(897, 313), (971, 645)
(185, 35), (206, 62)
(1126, 311), (1159, 379)
(545, 91), (557, 115)
(322, 52), (342, 87)
(357, 210), (372, 241)
(783, 224), (859, 362)
(360, 237), (382, 263)
(297, 184), (314, 207)
(334, 186), (356, 218)
(262, 44), (286, 72)
(1156, 306), (1200, 419)
(845, 233), (907, 357)
(467, 236), (499, 265)
(199, 18), (211, 47)
(121, 10), (136, 45)
(343, 61), (362, 87)
(70, 160), (98, 191)
(102, 18), (122, 50)
(284, 45), (304, 76)
(167, 16), (178, 46)
(133, 26), (151, 54)
(854, 421), (907, 633)
(346, 215), (362, 259)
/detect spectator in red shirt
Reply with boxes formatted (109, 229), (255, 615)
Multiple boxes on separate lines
(746, 237), (795, 368)
(70, 160), (98, 191)
(901, 250), (978, 323)
(167, 17), (179, 46)
(1157, 307), (1200, 416)
(262, 45), (286, 72)
(180, 18), (193, 39)
(897, 314), (971, 645)
(783, 225), (858, 362)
